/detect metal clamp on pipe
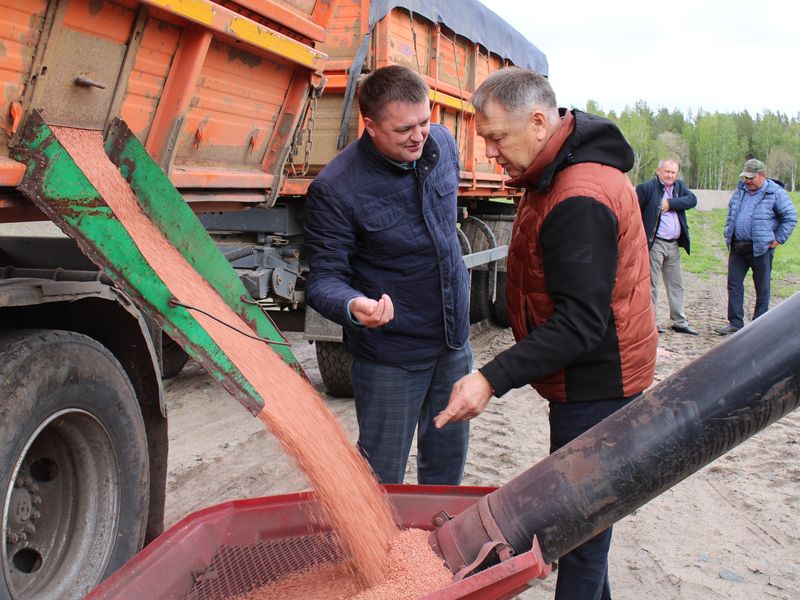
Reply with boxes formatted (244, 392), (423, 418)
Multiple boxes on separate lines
(429, 495), (517, 580)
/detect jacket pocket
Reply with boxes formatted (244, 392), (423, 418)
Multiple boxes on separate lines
(358, 204), (420, 257)
(430, 175), (458, 227)
(362, 205), (405, 232)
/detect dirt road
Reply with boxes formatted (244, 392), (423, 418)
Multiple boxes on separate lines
(163, 271), (799, 599)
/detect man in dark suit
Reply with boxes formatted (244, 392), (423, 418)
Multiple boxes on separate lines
(636, 158), (698, 335)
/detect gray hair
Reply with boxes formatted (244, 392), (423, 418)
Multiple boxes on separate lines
(658, 158), (680, 169)
(471, 67), (558, 119)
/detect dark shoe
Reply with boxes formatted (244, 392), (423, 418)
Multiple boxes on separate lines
(657, 326), (665, 334)
(672, 324), (698, 335)
(714, 324), (741, 335)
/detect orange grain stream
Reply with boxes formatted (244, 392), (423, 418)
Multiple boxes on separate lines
(51, 127), (399, 587)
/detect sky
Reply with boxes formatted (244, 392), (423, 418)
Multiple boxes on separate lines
(477, 0), (799, 118)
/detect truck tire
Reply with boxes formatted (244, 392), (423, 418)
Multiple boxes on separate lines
(460, 217), (496, 324)
(0, 330), (149, 600)
(469, 270), (493, 324)
(315, 341), (353, 397)
(493, 271), (510, 328)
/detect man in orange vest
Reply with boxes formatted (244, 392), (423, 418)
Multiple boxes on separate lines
(435, 67), (657, 600)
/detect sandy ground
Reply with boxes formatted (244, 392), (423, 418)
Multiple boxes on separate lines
(162, 270), (800, 600)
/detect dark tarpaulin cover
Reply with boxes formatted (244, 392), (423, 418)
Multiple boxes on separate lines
(368, 0), (548, 75)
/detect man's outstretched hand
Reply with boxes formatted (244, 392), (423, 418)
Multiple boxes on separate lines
(434, 370), (494, 428)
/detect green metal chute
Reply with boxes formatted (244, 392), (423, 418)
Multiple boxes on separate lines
(13, 112), (303, 415)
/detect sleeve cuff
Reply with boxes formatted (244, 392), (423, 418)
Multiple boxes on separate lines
(478, 360), (515, 398)
(346, 297), (365, 328)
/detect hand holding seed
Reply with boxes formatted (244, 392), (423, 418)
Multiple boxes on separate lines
(350, 294), (394, 328)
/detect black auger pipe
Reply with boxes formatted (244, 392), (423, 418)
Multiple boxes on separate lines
(430, 291), (800, 572)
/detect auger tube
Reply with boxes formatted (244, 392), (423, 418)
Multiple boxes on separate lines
(430, 292), (800, 572)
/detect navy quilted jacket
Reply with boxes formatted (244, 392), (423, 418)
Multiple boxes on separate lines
(304, 124), (470, 364)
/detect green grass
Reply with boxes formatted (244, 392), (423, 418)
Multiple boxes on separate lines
(684, 191), (800, 299)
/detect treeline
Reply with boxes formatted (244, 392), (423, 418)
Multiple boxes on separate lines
(584, 100), (800, 191)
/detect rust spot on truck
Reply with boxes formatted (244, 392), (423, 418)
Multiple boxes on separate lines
(276, 113), (296, 138)
(88, 0), (104, 16)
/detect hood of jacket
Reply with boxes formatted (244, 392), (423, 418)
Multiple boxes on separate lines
(507, 109), (635, 193)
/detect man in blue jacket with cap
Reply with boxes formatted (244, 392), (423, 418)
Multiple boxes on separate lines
(715, 158), (797, 335)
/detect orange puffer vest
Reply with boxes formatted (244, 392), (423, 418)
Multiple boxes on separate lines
(505, 116), (656, 402)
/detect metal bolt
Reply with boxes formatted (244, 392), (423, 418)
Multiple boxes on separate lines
(18, 533), (27, 543)
(24, 524), (35, 535)
(32, 495), (42, 506)
(31, 510), (41, 520)
(30, 483), (39, 493)
(7, 532), (19, 544)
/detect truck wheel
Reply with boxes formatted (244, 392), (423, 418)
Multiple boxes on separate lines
(460, 217), (497, 324)
(315, 341), (353, 397)
(493, 272), (510, 328)
(0, 330), (149, 599)
(469, 270), (493, 324)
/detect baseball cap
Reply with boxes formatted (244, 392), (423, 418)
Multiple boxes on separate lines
(740, 159), (766, 178)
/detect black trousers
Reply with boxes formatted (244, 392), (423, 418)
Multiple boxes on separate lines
(548, 395), (638, 600)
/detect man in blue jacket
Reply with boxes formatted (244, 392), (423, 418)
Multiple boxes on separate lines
(715, 158), (797, 335)
(636, 158), (698, 335)
(304, 65), (471, 484)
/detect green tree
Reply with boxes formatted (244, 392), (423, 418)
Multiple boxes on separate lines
(733, 111), (755, 158)
(653, 107), (687, 137)
(656, 131), (690, 172)
(584, 99), (606, 118)
(556, 100), (799, 191)
(691, 112), (744, 190)
(781, 121), (800, 191)
(616, 101), (657, 183)
(768, 147), (795, 189)
(752, 111), (786, 162)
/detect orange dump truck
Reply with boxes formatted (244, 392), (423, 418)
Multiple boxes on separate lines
(0, 0), (546, 596)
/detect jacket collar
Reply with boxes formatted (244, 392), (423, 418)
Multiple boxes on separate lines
(506, 109), (636, 194)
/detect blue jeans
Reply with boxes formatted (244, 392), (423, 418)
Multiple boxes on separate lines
(726, 247), (774, 328)
(350, 343), (472, 485)
(549, 395), (637, 600)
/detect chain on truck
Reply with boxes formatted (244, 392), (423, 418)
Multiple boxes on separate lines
(0, 0), (547, 597)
